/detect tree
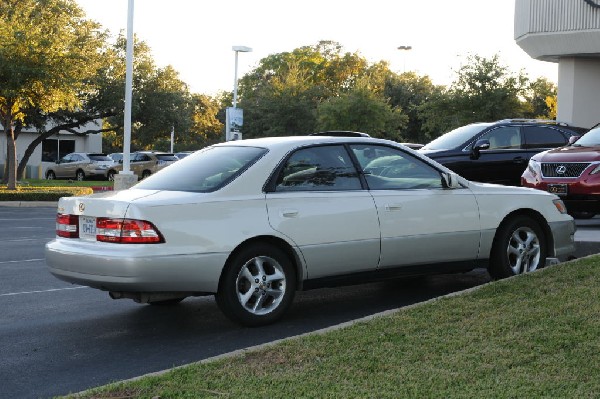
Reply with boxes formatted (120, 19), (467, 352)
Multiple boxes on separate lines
(0, 0), (106, 189)
(417, 54), (531, 140)
(237, 41), (374, 137)
(450, 54), (529, 123)
(385, 72), (439, 144)
(317, 81), (408, 140)
(523, 77), (557, 119)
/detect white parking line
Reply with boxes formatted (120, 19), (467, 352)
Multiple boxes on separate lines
(0, 286), (88, 297)
(0, 218), (55, 221)
(0, 258), (45, 265)
(2, 238), (50, 242)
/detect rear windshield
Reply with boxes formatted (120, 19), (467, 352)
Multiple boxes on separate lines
(421, 123), (491, 151)
(135, 146), (267, 192)
(88, 154), (113, 162)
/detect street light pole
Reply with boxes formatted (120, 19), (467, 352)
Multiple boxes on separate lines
(232, 46), (252, 108)
(397, 45), (412, 73)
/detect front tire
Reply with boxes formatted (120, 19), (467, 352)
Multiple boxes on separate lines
(489, 215), (546, 280)
(216, 243), (296, 327)
(46, 171), (56, 180)
(107, 170), (116, 181)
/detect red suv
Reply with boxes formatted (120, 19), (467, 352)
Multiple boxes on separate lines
(521, 125), (600, 218)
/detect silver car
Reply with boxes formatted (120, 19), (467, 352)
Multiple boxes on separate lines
(45, 153), (118, 181)
(46, 136), (576, 326)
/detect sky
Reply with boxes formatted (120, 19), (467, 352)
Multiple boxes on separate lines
(76, 0), (558, 96)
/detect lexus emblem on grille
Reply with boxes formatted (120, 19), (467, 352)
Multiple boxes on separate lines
(556, 165), (567, 175)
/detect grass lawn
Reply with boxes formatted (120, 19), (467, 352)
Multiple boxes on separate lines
(67, 256), (600, 398)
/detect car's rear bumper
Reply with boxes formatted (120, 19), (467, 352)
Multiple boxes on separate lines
(45, 239), (227, 293)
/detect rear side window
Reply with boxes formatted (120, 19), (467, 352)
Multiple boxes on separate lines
(135, 146), (267, 192)
(275, 145), (361, 192)
(523, 126), (567, 149)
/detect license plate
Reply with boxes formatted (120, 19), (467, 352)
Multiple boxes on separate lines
(79, 216), (97, 241)
(548, 184), (568, 196)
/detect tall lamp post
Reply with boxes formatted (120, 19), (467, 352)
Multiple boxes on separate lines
(232, 46), (252, 108)
(226, 46), (252, 141)
(114, 0), (138, 190)
(397, 45), (412, 72)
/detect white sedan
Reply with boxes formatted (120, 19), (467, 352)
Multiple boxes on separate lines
(46, 136), (576, 326)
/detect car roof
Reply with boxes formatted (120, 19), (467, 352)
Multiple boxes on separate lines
(212, 135), (398, 151)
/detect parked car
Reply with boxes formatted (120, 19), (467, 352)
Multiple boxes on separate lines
(45, 153), (118, 181)
(108, 153), (124, 163)
(113, 151), (179, 179)
(419, 119), (588, 186)
(46, 136), (575, 326)
(522, 125), (600, 218)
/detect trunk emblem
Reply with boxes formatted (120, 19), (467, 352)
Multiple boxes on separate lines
(79, 203), (85, 212)
(556, 165), (567, 175)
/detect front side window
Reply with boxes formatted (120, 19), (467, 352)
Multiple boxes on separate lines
(135, 146), (267, 192)
(351, 145), (443, 190)
(275, 145), (361, 192)
(478, 127), (521, 150)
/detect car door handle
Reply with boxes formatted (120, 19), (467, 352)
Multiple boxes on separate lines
(280, 209), (299, 218)
(384, 204), (403, 211)
(513, 157), (526, 164)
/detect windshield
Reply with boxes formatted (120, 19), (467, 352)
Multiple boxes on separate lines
(135, 146), (267, 192)
(572, 127), (600, 147)
(421, 123), (492, 151)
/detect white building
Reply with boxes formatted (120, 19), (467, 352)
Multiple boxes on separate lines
(0, 121), (102, 179)
(515, 0), (600, 129)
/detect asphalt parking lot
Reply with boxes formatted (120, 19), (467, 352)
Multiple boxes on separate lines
(0, 205), (598, 398)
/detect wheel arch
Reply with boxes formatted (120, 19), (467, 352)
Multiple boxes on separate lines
(493, 208), (555, 258)
(219, 235), (305, 291)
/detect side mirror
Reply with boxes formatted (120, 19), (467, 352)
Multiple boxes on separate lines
(441, 172), (461, 189)
(568, 135), (580, 145)
(471, 139), (490, 159)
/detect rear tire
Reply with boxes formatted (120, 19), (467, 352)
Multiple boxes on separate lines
(75, 170), (85, 181)
(216, 243), (296, 327)
(46, 171), (56, 180)
(141, 170), (151, 179)
(107, 170), (116, 181)
(488, 215), (546, 280)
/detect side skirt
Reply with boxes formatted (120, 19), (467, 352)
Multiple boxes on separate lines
(301, 260), (489, 291)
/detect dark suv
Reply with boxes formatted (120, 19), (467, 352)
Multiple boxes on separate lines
(419, 119), (588, 186)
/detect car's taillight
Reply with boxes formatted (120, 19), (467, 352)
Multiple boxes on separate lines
(56, 214), (79, 238)
(96, 218), (164, 244)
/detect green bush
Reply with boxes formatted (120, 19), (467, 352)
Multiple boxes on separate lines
(0, 186), (93, 201)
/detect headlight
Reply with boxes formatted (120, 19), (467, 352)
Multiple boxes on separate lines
(527, 159), (542, 177)
(590, 164), (600, 175)
(553, 199), (568, 214)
